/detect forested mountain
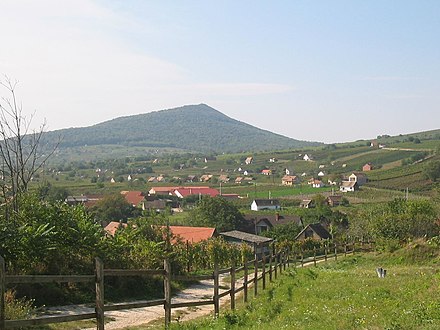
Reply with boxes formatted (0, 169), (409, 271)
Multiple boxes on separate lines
(43, 104), (321, 153)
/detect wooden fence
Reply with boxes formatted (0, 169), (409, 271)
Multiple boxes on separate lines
(0, 241), (372, 329)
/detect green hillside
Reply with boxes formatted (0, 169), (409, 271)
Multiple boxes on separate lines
(43, 104), (321, 154)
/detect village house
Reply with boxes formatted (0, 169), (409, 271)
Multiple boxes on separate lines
(269, 157), (277, 163)
(295, 223), (332, 241)
(186, 175), (198, 183)
(326, 195), (343, 207)
(235, 176), (243, 184)
(349, 172), (368, 186)
(303, 154), (312, 161)
(173, 187), (220, 198)
(166, 226), (217, 244)
(199, 174), (213, 182)
(148, 186), (178, 195)
(242, 214), (304, 235)
(340, 181), (358, 192)
(245, 156), (253, 165)
(142, 199), (167, 212)
(362, 163), (373, 171)
(281, 175), (299, 186)
(121, 191), (145, 207)
(308, 178), (324, 188)
(251, 199), (281, 211)
(318, 171), (325, 177)
(65, 194), (103, 208)
(285, 168), (293, 175)
(261, 169), (272, 176)
(218, 174), (230, 183)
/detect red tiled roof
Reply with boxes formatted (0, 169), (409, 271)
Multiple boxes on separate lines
(173, 187), (220, 198)
(121, 191), (144, 206)
(104, 221), (128, 237)
(164, 226), (216, 243)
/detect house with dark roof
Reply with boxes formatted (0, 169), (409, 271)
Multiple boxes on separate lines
(295, 223), (332, 241)
(349, 172), (368, 186)
(242, 214), (303, 235)
(250, 199), (281, 211)
(220, 230), (273, 255)
(326, 195), (343, 207)
(142, 199), (167, 212)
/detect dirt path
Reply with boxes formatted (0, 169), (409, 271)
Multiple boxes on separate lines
(43, 273), (243, 329)
(44, 258), (332, 329)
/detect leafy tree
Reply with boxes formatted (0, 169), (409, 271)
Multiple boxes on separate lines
(90, 194), (135, 224)
(190, 197), (244, 231)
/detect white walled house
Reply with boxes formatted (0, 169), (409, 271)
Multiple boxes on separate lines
(251, 199), (281, 211)
(349, 173), (367, 186)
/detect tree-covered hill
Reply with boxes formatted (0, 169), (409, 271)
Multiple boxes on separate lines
(43, 104), (321, 153)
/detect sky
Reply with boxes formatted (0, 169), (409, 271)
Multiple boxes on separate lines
(0, 0), (439, 143)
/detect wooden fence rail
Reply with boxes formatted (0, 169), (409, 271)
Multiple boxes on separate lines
(0, 241), (371, 329)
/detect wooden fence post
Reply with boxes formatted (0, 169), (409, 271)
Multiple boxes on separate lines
(274, 251), (278, 279)
(243, 256), (248, 303)
(164, 259), (172, 328)
(213, 262), (220, 317)
(283, 250), (287, 271)
(269, 251), (273, 282)
(230, 260), (236, 310)
(334, 244), (338, 261)
(325, 244), (328, 262)
(95, 257), (105, 330)
(262, 253), (266, 290)
(279, 252), (282, 274)
(254, 255), (258, 297)
(301, 251), (304, 267)
(0, 256), (5, 330)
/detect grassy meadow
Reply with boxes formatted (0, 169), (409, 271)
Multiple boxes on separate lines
(139, 243), (440, 330)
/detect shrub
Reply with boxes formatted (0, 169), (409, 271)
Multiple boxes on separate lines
(4, 290), (36, 321)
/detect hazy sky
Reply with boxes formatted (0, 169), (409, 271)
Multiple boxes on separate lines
(1, 1), (439, 143)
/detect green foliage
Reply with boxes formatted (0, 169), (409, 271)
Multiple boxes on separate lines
(90, 194), (135, 223)
(349, 198), (439, 244)
(423, 160), (440, 181)
(189, 197), (244, 231)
